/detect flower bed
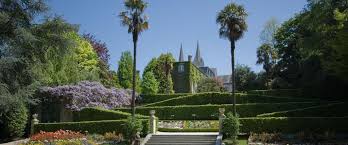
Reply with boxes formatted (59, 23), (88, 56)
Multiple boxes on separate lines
(21, 130), (126, 145)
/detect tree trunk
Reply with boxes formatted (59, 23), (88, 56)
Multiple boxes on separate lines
(231, 40), (236, 116)
(132, 34), (138, 117)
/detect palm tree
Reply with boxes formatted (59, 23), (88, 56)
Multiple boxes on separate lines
(119, 0), (149, 117)
(217, 3), (247, 116)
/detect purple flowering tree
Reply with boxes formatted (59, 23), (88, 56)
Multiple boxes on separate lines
(40, 81), (134, 111)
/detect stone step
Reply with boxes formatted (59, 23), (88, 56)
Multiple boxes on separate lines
(145, 135), (217, 145)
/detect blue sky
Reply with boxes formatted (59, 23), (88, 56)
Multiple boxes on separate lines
(46, 0), (307, 76)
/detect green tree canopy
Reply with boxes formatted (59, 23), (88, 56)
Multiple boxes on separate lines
(141, 71), (159, 94)
(155, 53), (175, 94)
(117, 51), (141, 92)
(117, 51), (133, 89)
(197, 77), (225, 93)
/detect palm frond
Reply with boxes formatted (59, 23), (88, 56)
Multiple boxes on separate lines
(216, 2), (248, 41)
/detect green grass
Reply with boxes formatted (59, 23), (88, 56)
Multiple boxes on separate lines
(238, 138), (247, 145)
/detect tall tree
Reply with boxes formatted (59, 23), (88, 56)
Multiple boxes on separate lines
(119, 0), (149, 116)
(141, 71), (158, 94)
(83, 34), (114, 87)
(257, 18), (279, 89)
(217, 3), (248, 115)
(83, 33), (110, 65)
(256, 44), (276, 89)
(155, 53), (175, 94)
(117, 51), (133, 89)
(260, 17), (279, 46)
(234, 64), (257, 91)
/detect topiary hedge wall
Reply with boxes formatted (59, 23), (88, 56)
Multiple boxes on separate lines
(142, 92), (315, 107)
(73, 108), (149, 121)
(116, 102), (319, 120)
(34, 119), (150, 136)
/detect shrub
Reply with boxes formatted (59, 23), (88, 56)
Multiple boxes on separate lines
(39, 81), (133, 111)
(122, 117), (143, 143)
(248, 132), (282, 143)
(139, 93), (189, 104)
(222, 113), (240, 142)
(0, 101), (28, 139)
(143, 92), (313, 107)
(116, 102), (319, 120)
(257, 102), (348, 117)
(74, 107), (148, 121)
(34, 119), (149, 136)
(197, 77), (225, 93)
(103, 132), (123, 142)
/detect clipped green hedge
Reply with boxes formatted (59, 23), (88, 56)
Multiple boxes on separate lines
(140, 93), (190, 104)
(240, 117), (348, 133)
(116, 102), (318, 120)
(34, 119), (150, 136)
(74, 107), (149, 121)
(143, 93), (313, 107)
(257, 102), (348, 117)
(246, 89), (303, 98)
(158, 128), (219, 132)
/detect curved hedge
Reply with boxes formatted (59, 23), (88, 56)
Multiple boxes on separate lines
(139, 93), (190, 104)
(74, 108), (148, 121)
(116, 102), (319, 120)
(257, 102), (348, 117)
(143, 93), (313, 107)
(246, 89), (303, 98)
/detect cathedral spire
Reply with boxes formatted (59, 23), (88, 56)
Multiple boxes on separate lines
(179, 43), (184, 62)
(193, 40), (204, 67)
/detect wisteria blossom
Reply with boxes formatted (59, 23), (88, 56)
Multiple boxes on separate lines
(39, 81), (136, 111)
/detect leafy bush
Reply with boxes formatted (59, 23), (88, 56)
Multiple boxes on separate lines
(34, 119), (149, 136)
(103, 132), (123, 142)
(222, 113), (240, 142)
(143, 92), (313, 107)
(74, 108), (148, 121)
(0, 101), (28, 139)
(122, 117), (143, 143)
(239, 117), (348, 133)
(257, 102), (348, 117)
(139, 93), (189, 104)
(116, 102), (319, 120)
(39, 81), (133, 111)
(248, 132), (282, 143)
